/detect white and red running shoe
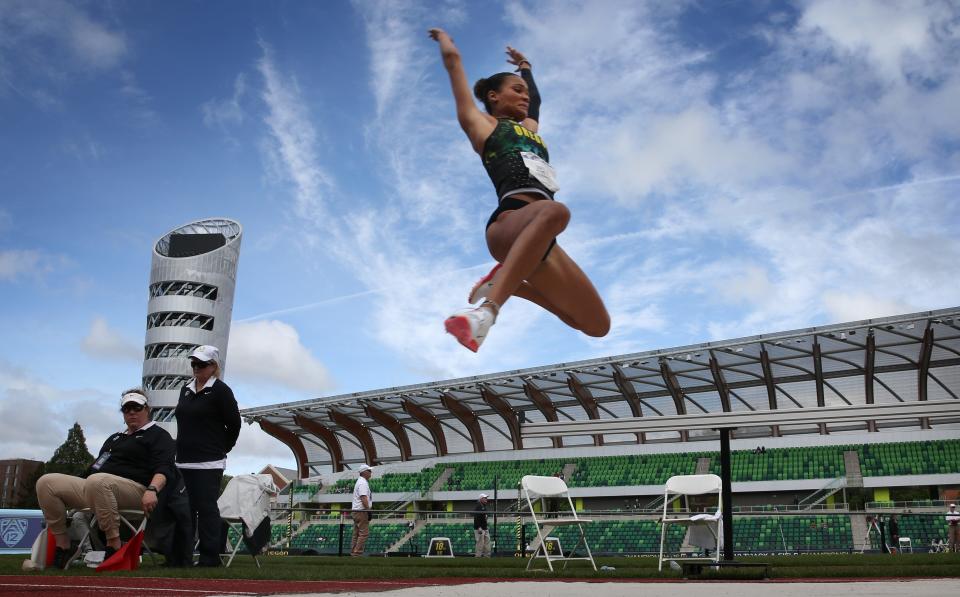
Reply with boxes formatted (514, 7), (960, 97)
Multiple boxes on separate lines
(444, 306), (496, 353)
(468, 263), (502, 304)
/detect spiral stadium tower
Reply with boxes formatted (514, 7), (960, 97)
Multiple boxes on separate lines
(141, 218), (242, 434)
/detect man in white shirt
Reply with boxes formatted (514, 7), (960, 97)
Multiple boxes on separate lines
(350, 464), (373, 556)
(947, 503), (960, 553)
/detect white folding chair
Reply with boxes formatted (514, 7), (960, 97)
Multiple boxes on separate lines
(217, 474), (278, 568)
(71, 509), (155, 565)
(658, 474), (723, 571)
(520, 475), (596, 571)
(898, 537), (913, 553)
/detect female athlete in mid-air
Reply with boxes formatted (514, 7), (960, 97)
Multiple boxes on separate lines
(430, 28), (610, 352)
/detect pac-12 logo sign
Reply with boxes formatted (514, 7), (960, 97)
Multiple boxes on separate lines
(0, 518), (28, 547)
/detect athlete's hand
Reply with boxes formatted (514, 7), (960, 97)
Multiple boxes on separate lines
(506, 46), (530, 70)
(428, 28), (451, 42)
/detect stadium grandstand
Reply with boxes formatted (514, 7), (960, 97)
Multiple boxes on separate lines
(241, 307), (960, 557)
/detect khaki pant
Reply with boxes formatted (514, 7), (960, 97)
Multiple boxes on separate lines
(949, 524), (960, 553)
(36, 473), (145, 540)
(350, 511), (369, 556)
(474, 528), (491, 557)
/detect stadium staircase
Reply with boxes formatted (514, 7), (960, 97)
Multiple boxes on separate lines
(843, 450), (863, 488)
(422, 467), (455, 499)
(386, 520), (426, 553)
(561, 462), (578, 482)
(797, 477), (846, 510)
(695, 457), (712, 474)
(850, 514), (870, 551)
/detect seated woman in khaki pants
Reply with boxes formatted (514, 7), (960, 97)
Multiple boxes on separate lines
(35, 389), (176, 569)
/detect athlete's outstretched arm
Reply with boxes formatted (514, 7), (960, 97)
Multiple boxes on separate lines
(429, 28), (494, 152)
(506, 46), (540, 133)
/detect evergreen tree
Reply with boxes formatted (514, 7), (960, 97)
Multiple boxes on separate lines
(16, 423), (95, 508)
(44, 422), (95, 477)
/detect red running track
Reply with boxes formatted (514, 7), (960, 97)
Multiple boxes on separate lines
(0, 575), (472, 596)
(0, 575), (950, 596)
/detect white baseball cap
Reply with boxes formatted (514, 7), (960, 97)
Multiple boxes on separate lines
(358, 464), (373, 473)
(121, 392), (148, 407)
(951, 503), (957, 508)
(479, 493), (488, 499)
(189, 345), (220, 364)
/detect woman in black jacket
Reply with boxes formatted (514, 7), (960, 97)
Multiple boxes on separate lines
(175, 345), (241, 567)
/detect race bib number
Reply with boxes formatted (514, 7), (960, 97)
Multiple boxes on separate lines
(521, 151), (559, 193)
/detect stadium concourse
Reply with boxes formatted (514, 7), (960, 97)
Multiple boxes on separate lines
(243, 307), (960, 557)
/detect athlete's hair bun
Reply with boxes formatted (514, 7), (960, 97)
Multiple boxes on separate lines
(474, 72), (516, 114)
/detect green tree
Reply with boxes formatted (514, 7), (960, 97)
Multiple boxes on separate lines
(16, 423), (95, 508)
(45, 422), (95, 477)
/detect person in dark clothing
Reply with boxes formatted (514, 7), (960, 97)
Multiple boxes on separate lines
(175, 345), (241, 567)
(473, 493), (491, 557)
(36, 389), (176, 569)
(889, 515), (900, 552)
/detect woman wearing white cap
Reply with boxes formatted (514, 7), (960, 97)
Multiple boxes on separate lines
(175, 345), (241, 567)
(35, 389), (176, 568)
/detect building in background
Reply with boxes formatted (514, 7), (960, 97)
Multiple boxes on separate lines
(0, 459), (42, 508)
(142, 218), (242, 435)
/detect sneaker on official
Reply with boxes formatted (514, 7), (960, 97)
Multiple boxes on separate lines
(444, 305), (495, 352)
(51, 547), (71, 570)
(468, 263), (501, 304)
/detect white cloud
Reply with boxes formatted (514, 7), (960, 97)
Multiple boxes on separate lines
(254, 34), (545, 379)
(227, 320), (335, 394)
(799, 0), (941, 81)
(0, 249), (64, 281)
(226, 423), (297, 476)
(0, 361), (118, 463)
(0, 0), (127, 74)
(822, 292), (911, 323)
(257, 42), (334, 223)
(80, 316), (141, 361)
(67, 8), (127, 70)
(202, 73), (247, 131)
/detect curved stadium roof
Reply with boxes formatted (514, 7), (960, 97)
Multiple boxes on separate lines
(241, 307), (960, 477)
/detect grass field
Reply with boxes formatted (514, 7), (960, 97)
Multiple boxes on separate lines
(2, 553), (959, 581)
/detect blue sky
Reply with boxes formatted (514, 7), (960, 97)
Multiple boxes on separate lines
(1, 0), (959, 474)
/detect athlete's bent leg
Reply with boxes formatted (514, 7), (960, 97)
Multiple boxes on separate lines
(484, 199), (570, 308)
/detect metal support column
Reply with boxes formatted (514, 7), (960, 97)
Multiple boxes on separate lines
(719, 428), (734, 561)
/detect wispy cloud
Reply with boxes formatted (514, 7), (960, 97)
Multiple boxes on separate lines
(202, 73), (247, 143)
(80, 316), (141, 361)
(0, 0), (128, 99)
(254, 28), (545, 378)
(0, 249), (66, 282)
(257, 41), (334, 223)
(498, 0), (960, 349)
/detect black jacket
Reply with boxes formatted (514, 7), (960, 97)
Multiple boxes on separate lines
(175, 378), (242, 463)
(87, 422), (176, 487)
(144, 471), (194, 566)
(473, 499), (488, 530)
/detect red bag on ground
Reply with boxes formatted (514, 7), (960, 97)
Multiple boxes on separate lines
(96, 529), (144, 572)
